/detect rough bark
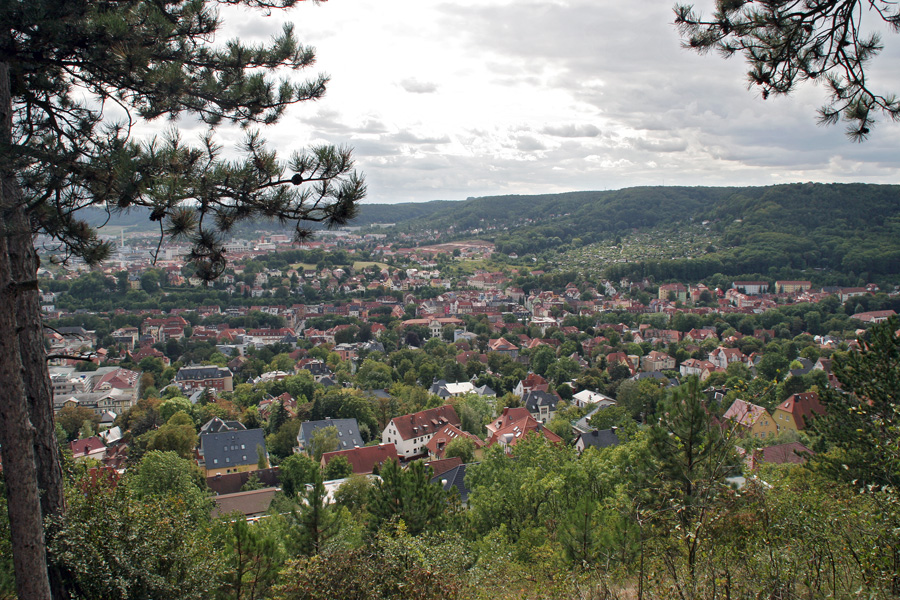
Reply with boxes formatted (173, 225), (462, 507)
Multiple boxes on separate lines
(8, 202), (67, 517)
(0, 60), (55, 600)
(8, 197), (71, 600)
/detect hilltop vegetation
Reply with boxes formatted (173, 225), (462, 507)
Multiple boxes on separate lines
(78, 183), (900, 285)
(377, 183), (900, 283)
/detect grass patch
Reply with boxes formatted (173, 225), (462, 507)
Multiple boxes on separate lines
(352, 261), (390, 270)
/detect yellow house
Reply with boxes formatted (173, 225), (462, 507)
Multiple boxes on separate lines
(723, 399), (778, 439)
(773, 392), (825, 433)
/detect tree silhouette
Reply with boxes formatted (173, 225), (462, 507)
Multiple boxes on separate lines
(0, 1), (364, 597)
(675, 0), (900, 140)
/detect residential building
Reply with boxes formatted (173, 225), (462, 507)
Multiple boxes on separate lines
(746, 442), (814, 470)
(708, 346), (745, 370)
(658, 282), (688, 302)
(431, 463), (473, 504)
(850, 309), (896, 323)
(296, 418), (362, 454)
(641, 350), (675, 372)
(772, 392), (825, 433)
(424, 423), (484, 460)
(200, 428), (268, 476)
(321, 443), (398, 475)
(175, 365), (234, 393)
(522, 389), (559, 423)
(723, 399), (778, 439)
(382, 405), (461, 459)
(732, 281), (769, 295)
(571, 389), (616, 409)
(485, 407), (561, 453)
(487, 337), (519, 358)
(775, 280), (812, 294)
(574, 428), (622, 454)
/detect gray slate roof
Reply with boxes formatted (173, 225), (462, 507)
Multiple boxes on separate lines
(176, 365), (232, 381)
(431, 463), (473, 504)
(200, 417), (246, 435)
(298, 419), (362, 451)
(576, 428), (622, 451)
(523, 389), (558, 412)
(201, 429), (267, 470)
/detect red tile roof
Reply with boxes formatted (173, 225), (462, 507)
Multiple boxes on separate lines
(389, 405), (460, 442)
(70, 437), (105, 458)
(321, 443), (398, 475)
(425, 457), (463, 477)
(424, 424), (484, 459)
(777, 392), (825, 430)
(486, 411), (562, 449)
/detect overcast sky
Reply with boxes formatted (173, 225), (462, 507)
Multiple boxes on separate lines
(209, 0), (900, 204)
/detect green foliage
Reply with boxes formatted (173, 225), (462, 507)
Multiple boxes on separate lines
(279, 454), (320, 499)
(647, 377), (738, 582)
(333, 475), (374, 516)
(368, 460), (445, 536)
(145, 411), (198, 459)
(448, 393), (493, 436)
(0, 483), (16, 597)
(158, 397), (194, 424)
(675, 0), (900, 140)
(240, 473), (264, 492)
(812, 317), (900, 487)
(467, 436), (595, 541)
(267, 401), (290, 435)
(271, 527), (468, 600)
(310, 389), (378, 439)
(443, 437), (476, 464)
(291, 472), (340, 556)
(615, 378), (667, 422)
(213, 518), (285, 600)
(355, 359), (394, 390)
(49, 473), (218, 600)
(323, 455), (353, 481)
(588, 405), (633, 431)
(309, 426), (339, 463)
(267, 419), (302, 463)
(56, 405), (101, 442)
(126, 450), (208, 512)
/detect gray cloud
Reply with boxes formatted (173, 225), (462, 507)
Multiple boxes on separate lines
(391, 131), (452, 145)
(516, 135), (547, 152)
(631, 137), (689, 153)
(542, 124), (602, 138)
(399, 78), (439, 94)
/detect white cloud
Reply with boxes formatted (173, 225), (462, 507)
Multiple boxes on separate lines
(200, 0), (900, 204)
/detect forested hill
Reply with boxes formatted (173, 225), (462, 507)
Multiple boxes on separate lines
(372, 183), (898, 242)
(77, 183), (900, 279)
(361, 183), (900, 281)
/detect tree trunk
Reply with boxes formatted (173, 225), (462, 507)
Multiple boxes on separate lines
(8, 202), (71, 600)
(7, 203), (66, 519)
(0, 60), (54, 600)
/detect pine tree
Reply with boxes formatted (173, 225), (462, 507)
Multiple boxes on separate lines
(812, 316), (900, 487)
(293, 471), (340, 556)
(368, 460), (445, 536)
(674, 0), (900, 140)
(648, 376), (737, 583)
(0, 1), (364, 597)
